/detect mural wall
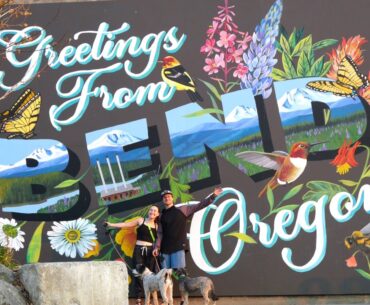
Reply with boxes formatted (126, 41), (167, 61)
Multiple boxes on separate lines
(0, 0), (370, 295)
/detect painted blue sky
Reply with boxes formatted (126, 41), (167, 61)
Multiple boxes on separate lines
(85, 118), (148, 144)
(0, 139), (62, 165)
(166, 103), (221, 136)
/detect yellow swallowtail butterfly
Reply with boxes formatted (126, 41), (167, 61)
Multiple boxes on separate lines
(0, 88), (41, 139)
(306, 55), (369, 97)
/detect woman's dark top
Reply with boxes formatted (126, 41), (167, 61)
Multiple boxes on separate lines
(136, 220), (157, 243)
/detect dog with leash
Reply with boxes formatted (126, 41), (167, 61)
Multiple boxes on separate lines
(133, 264), (174, 305)
(176, 271), (218, 305)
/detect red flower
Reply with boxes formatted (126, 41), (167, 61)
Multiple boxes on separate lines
(345, 255), (358, 268)
(327, 35), (367, 80)
(330, 141), (360, 175)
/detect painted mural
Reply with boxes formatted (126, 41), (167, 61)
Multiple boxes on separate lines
(0, 0), (370, 296)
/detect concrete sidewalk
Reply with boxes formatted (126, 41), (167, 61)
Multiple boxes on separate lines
(129, 295), (370, 305)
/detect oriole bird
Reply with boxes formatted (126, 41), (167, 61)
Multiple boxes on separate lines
(160, 56), (203, 102)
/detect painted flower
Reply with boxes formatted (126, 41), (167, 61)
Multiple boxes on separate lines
(200, 38), (219, 56)
(237, 33), (252, 50)
(233, 64), (248, 79)
(240, 0), (283, 99)
(217, 30), (236, 48)
(83, 239), (100, 258)
(214, 53), (226, 68)
(47, 218), (97, 258)
(115, 217), (139, 258)
(327, 35), (367, 80)
(226, 47), (243, 63)
(0, 218), (25, 251)
(330, 141), (360, 175)
(345, 255), (358, 268)
(207, 21), (219, 37)
(203, 57), (219, 75)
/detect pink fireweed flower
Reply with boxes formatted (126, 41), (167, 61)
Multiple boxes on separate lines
(203, 57), (219, 75)
(200, 38), (220, 56)
(226, 47), (243, 63)
(214, 53), (226, 68)
(217, 31), (236, 48)
(233, 64), (248, 79)
(207, 21), (219, 37)
(237, 32), (252, 50)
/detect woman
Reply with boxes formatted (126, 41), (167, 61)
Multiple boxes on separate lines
(106, 205), (160, 305)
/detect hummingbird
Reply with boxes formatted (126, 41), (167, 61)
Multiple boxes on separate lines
(236, 141), (324, 198)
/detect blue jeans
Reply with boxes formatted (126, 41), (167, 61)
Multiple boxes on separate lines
(161, 250), (186, 269)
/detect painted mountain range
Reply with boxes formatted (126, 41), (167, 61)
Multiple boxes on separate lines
(0, 130), (149, 178)
(171, 88), (365, 158)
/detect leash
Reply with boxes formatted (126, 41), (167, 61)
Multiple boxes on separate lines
(104, 225), (133, 272)
(153, 255), (161, 272)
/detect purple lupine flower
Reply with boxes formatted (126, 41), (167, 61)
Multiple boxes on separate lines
(240, 0), (283, 99)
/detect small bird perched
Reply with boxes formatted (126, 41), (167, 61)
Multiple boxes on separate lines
(160, 56), (203, 102)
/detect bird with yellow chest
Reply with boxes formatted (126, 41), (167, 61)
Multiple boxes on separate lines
(160, 56), (203, 103)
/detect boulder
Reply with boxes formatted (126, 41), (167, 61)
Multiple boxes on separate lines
(19, 261), (128, 305)
(0, 279), (27, 305)
(0, 264), (15, 283)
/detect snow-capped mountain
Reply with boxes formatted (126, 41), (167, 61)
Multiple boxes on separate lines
(277, 88), (342, 113)
(0, 130), (146, 178)
(27, 143), (67, 162)
(87, 129), (148, 161)
(0, 143), (68, 178)
(88, 130), (142, 150)
(225, 105), (257, 123)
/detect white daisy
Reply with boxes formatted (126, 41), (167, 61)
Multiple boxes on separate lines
(47, 218), (97, 259)
(0, 218), (25, 251)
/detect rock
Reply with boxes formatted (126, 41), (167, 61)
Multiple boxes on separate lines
(19, 261), (128, 305)
(0, 279), (27, 305)
(0, 264), (15, 283)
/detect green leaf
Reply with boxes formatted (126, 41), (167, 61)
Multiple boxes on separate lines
(280, 184), (304, 203)
(226, 232), (257, 244)
(207, 92), (222, 121)
(297, 51), (310, 77)
(279, 24), (289, 40)
(26, 222), (45, 263)
(199, 79), (221, 101)
(288, 28), (297, 49)
(275, 39), (283, 53)
(323, 108), (331, 125)
(180, 192), (193, 203)
(280, 35), (291, 56)
(339, 180), (358, 187)
(303, 181), (347, 202)
(271, 204), (299, 214)
(320, 61), (332, 77)
(271, 68), (287, 80)
(312, 39), (338, 51)
(183, 108), (224, 118)
(355, 269), (370, 280)
(291, 35), (312, 58)
(295, 27), (305, 43)
(267, 186), (274, 212)
(282, 53), (297, 78)
(54, 168), (89, 189)
(363, 169), (370, 178)
(309, 55), (325, 77)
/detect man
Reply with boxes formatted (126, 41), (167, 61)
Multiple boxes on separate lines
(153, 187), (223, 274)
